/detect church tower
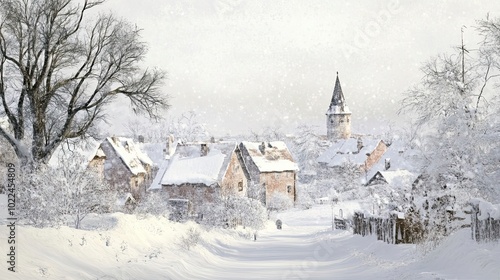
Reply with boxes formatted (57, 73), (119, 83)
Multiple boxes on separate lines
(326, 72), (351, 140)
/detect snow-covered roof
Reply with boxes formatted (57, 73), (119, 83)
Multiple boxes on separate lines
(106, 137), (153, 175)
(240, 141), (298, 172)
(367, 170), (418, 188)
(365, 141), (419, 179)
(115, 193), (136, 206)
(48, 138), (101, 168)
(148, 159), (170, 190)
(159, 142), (238, 187)
(95, 147), (105, 158)
(161, 150), (226, 186)
(317, 137), (382, 167)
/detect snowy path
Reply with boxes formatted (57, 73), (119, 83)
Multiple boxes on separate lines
(166, 205), (415, 280)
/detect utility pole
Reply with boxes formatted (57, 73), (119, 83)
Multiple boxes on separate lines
(461, 26), (466, 87)
(331, 200), (334, 231)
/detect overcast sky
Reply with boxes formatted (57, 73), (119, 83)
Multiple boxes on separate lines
(99, 0), (500, 137)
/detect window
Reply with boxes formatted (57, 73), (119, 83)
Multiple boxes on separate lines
(238, 182), (243, 192)
(287, 185), (292, 193)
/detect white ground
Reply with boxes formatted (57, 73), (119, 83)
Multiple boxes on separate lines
(1, 200), (499, 280)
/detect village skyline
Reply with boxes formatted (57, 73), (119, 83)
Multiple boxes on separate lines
(1, 1), (500, 278)
(99, 0), (500, 137)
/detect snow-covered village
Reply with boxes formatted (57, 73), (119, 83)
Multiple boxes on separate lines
(1, 1), (500, 279)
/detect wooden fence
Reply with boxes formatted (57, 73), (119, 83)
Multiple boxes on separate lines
(470, 203), (500, 242)
(353, 212), (423, 244)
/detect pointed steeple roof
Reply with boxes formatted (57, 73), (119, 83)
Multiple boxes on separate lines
(330, 72), (345, 107)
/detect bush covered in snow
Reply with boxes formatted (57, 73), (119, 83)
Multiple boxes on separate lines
(16, 156), (116, 229)
(268, 192), (293, 211)
(179, 226), (201, 250)
(134, 191), (170, 219)
(199, 195), (267, 230)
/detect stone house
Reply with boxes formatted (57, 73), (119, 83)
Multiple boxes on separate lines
(317, 137), (388, 174)
(153, 142), (250, 215)
(89, 137), (154, 200)
(238, 141), (299, 207)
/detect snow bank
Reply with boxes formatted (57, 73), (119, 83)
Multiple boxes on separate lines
(1, 203), (498, 279)
(394, 229), (500, 279)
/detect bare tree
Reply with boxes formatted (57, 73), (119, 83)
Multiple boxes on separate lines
(168, 111), (209, 143)
(0, 0), (169, 166)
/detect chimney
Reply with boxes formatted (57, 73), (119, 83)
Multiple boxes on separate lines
(357, 137), (363, 153)
(138, 135), (144, 143)
(165, 134), (175, 158)
(210, 136), (215, 143)
(201, 143), (209, 156)
(111, 136), (119, 145)
(259, 142), (266, 155)
(385, 158), (391, 170)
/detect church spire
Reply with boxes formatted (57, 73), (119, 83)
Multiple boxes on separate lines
(326, 71), (351, 140)
(329, 72), (346, 108)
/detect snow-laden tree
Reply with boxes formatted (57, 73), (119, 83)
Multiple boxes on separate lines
(248, 125), (285, 142)
(165, 111), (210, 143)
(398, 17), (500, 246)
(199, 195), (267, 231)
(125, 111), (210, 143)
(0, 0), (169, 166)
(17, 154), (116, 228)
(295, 183), (314, 209)
(306, 161), (364, 201)
(288, 124), (326, 183)
(267, 192), (293, 211)
(399, 21), (500, 202)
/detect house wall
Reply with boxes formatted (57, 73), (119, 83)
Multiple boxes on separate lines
(129, 173), (146, 199)
(88, 156), (106, 179)
(363, 141), (388, 171)
(221, 151), (248, 197)
(162, 184), (220, 214)
(98, 141), (138, 198)
(92, 140), (154, 200)
(260, 171), (296, 206)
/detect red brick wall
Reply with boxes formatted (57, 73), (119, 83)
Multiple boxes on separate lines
(261, 171), (296, 206)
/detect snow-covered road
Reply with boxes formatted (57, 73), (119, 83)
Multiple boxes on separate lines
(170, 204), (415, 280)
